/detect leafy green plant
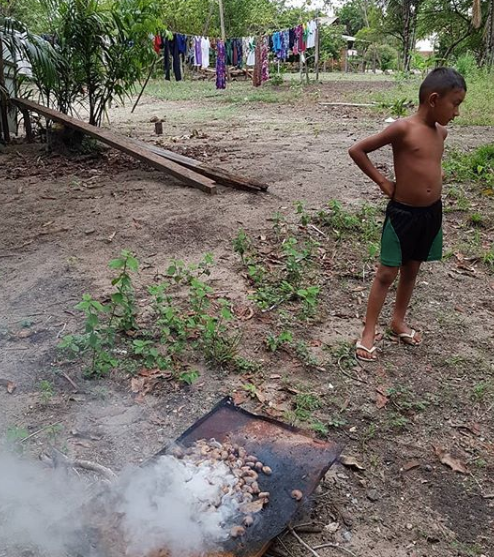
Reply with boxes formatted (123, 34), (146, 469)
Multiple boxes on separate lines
(58, 250), (139, 377)
(108, 250), (139, 332)
(39, 380), (54, 404)
(40, 0), (164, 126)
(179, 369), (200, 386)
(444, 144), (494, 190)
(232, 229), (252, 263)
(265, 330), (293, 352)
(295, 201), (310, 226)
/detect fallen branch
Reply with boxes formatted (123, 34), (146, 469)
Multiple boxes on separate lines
(308, 223), (327, 238)
(20, 421), (63, 443)
(313, 543), (358, 557)
(44, 448), (117, 482)
(288, 526), (321, 557)
(61, 371), (80, 391)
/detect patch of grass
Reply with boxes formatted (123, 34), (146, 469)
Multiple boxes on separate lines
(357, 70), (494, 126)
(145, 79), (301, 107)
(444, 143), (494, 190)
(471, 381), (493, 403)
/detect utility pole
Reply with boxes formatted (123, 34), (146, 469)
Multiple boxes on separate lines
(217, 0), (230, 80)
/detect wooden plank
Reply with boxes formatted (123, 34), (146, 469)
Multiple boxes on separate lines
(13, 98), (217, 195)
(131, 138), (268, 193)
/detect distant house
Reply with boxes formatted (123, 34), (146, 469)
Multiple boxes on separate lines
(416, 38), (435, 58)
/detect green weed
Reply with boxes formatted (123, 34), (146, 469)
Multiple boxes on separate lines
(444, 144), (494, 190)
(39, 380), (54, 404)
(265, 330), (293, 352)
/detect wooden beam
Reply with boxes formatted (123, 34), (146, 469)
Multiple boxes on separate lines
(13, 98), (217, 195)
(131, 139), (268, 193)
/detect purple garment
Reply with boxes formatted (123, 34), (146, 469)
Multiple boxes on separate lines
(261, 36), (269, 82)
(216, 40), (227, 90)
(194, 37), (202, 66)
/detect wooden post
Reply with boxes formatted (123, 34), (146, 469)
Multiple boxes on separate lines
(0, 36), (11, 143)
(315, 19), (320, 81)
(218, 0), (230, 81)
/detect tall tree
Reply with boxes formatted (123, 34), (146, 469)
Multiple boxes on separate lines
(384, 0), (424, 71)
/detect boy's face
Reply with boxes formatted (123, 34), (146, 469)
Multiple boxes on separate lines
(430, 88), (466, 126)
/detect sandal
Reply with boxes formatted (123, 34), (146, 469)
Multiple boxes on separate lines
(391, 329), (422, 346)
(355, 342), (378, 362)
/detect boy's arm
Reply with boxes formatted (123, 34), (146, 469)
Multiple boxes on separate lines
(348, 120), (407, 198)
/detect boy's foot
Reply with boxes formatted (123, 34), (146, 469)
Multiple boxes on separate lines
(390, 325), (422, 346)
(355, 335), (379, 362)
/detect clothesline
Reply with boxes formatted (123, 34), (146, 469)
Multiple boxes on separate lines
(163, 19), (318, 43)
(155, 20), (318, 91)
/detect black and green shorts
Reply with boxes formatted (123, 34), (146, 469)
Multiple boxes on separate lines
(380, 199), (442, 267)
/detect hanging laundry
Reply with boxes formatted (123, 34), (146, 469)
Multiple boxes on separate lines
(153, 35), (162, 54)
(306, 20), (317, 49)
(225, 39), (234, 66)
(176, 34), (187, 55)
(232, 38), (243, 68)
(261, 36), (269, 82)
(297, 24), (306, 53)
(272, 31), (282, 57)
(253, 39), (262, 87)
(281, 30), (289, 61)
(163, 34), (182, 81)
(201, 36), (211, 69)
(216, 40), (227, 89)
(193, 36), (202, 67)
(289, 28), (295, 51)
(245, 36), (256, 67)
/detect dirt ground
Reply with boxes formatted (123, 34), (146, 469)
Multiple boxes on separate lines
(1, 76), (494, 557)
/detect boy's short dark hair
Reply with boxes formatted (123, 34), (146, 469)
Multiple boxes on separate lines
(419, 67), (467, 104)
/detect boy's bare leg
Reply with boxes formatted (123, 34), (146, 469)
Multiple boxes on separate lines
(391, 259), (422, 343)
(357, 264), (399, 360)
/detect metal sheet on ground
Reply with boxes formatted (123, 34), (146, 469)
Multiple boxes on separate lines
(155, 397), (341, 557)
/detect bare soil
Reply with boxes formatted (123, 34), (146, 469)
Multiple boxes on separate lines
(1, 77), (494, 557)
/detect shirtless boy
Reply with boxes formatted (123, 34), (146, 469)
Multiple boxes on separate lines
(348, 67), (467, 362)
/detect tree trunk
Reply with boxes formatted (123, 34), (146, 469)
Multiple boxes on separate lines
(484, 0), (494, 67)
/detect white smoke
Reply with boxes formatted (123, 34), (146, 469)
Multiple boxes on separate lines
(117, 455), (240, 557)
(0, 451), (242, 557)
(0, 451), (89, 557)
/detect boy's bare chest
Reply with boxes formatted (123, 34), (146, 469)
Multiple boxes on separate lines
(401, 128), (444, 161)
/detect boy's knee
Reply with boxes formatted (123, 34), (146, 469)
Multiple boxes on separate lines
(376, 265), (397, 287)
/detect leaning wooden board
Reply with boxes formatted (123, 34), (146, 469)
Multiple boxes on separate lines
(130, 139), (268, 193)
(13, 98), (217, 195)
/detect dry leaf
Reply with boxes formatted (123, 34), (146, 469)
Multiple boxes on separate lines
(7, 381), (16, 394)
(434, 446), (468, 474)
(17, 329), (33, 339)
(375, 391), (389, 409)
(255, 391), (266, 404)
(269, 374), (281, 380)
(403, 459), (420, 472)
(232, 391), (248, 406)
(130, 378), (144, 393)
(340, 455), (365, 471)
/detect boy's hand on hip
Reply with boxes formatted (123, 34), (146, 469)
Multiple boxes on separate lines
(380, 179), (396, 199)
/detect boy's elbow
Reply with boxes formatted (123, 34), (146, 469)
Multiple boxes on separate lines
(348, 145), (358, 160)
